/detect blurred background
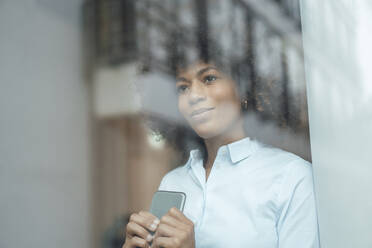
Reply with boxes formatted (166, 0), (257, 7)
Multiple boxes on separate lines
(1, 0), (371, 248)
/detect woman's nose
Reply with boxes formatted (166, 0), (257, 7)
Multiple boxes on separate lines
(188, 81), (206, 105)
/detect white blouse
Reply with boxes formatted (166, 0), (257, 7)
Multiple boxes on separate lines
(158, 137), (320, 248)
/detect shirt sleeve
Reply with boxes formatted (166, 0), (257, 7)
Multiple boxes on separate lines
(277, 160), (320, 248)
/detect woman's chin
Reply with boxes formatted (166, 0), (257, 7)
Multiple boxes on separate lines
(193, 126), (220, 140)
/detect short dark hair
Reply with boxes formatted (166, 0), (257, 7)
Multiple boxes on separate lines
(144, 29), (250, 166)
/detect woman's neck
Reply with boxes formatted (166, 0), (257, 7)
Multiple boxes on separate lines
(203, 118), (246, 170)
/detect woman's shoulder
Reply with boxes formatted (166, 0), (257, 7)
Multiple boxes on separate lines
(255, 140), (311, 167)
(249, 142), (315, 209)
(251, 140), (313, 183)
(158, 162), (190, 190)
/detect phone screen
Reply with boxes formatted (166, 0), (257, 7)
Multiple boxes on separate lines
(149, 190), (186, 219)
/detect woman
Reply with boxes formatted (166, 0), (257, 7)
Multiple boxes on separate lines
(123, 61), (320, 248)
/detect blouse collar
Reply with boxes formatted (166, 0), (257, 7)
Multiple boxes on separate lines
(187, 136), (257, 167)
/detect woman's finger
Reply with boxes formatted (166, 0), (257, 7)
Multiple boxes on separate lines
(150, 210), (196, 248)
(167, 207), (193, 225)
(155, 222), (180, 238)
(151, 236), (178, 248)
(129, 212), (160, 232)
(159, 214), (188, 231)
(129, 236), (150, 248)
(138, 211), (158, 220)
(126, 221), (153, 243)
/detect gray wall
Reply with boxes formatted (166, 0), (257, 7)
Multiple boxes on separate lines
(0, 1), (92, 247)
(301, 0), (372, 247)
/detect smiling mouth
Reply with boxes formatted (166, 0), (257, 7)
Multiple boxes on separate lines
(190, 107), (215, 117)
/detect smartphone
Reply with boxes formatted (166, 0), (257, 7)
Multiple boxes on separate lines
(149, 190), (186, 219)
(147, 191), (186, 247)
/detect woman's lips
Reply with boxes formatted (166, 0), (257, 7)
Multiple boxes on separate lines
(190, 107), (214, 120)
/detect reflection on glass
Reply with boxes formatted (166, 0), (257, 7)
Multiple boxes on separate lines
(83, 0), (316, 247)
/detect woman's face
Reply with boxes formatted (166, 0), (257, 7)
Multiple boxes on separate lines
(176, 62), (242, 139)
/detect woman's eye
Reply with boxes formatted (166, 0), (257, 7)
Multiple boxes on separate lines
(177, 85), (189, 94)
(204, 75), (217, 83)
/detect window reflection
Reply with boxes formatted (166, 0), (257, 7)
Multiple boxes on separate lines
(83, 0), (312, 247)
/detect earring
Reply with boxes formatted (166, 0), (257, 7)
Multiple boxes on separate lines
(241, 99), (248, 110)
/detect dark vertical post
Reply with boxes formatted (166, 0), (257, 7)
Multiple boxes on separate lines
(142, 0), (152, 72)
(168, 1), (181, 77)
(122, 0), (137, 62)
(281, 45), (290, 126)
(245, 11), (257, 110)
(194, 0), (209, 62)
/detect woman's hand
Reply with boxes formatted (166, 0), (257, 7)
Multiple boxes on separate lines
(122, 211), (160, 248)
(151, 207), (195, 248)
